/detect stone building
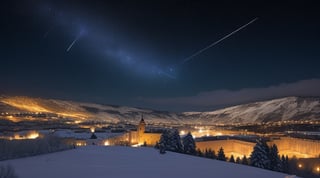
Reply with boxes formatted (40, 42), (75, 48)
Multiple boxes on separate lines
(128, 117), (161, 146)
(105, 117), (161, 146)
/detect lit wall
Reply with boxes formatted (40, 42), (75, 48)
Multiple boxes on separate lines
(270, 137), (320, 158)
(196, 139), (255, 158)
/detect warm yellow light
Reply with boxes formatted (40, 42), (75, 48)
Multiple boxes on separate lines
(27, 131), (39, 139)
(74, 120), (81, 124)
(131, 143), (142, 147)
(11, 131), (40, 140)
(298, 164), (302, 168)
(90, 127), (95, 133)
(316, 167), (320, 172)
(180, 130), (185, 135)
(104, 141), (110, 146)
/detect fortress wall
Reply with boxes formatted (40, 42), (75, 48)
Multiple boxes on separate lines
(196, 140), (254, 158)
(270, 137), (320, 158)
(139, 133), (161, 146)
(105, 133), (130, 145)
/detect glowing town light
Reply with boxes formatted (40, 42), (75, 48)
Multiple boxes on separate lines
(74, 120), (81, 124)
(298, 164), (303, 168)
(180, 130), (185, 135)
(27, 131), (39, 139)
(199, 129), (203, 133)
(131, 143), (142, 147)
(104, 141), (110, 146)
(90, 127), (95, 133)
(76, 142), (86, 146)
(316, 167), (320, 172)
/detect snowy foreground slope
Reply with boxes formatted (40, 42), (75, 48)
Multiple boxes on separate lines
(1, 146), (292, 178)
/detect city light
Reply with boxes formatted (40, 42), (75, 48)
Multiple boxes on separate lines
(104, 141), (110, 146)
(90, 127), (95, 133)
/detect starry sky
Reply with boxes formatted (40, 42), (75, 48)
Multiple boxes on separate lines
(1, 0), (320, 111)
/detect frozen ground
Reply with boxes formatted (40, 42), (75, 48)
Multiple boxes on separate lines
(1, 146), (293, 178)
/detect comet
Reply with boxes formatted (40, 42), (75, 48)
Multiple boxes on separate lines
(66, 29), (86, 52)
(66, 35), (81, 52)
(181, 17), (258, 64)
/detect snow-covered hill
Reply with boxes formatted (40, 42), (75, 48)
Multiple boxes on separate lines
(1, 146), (290, 178)
(1, 96), (320, 124)
(185, 97), (320, 124)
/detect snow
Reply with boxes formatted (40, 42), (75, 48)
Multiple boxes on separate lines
(51, 129), (122, 139)
(1, 146), (292, 178)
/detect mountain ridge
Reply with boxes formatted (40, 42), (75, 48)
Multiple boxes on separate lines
(1, 95), (320, 124)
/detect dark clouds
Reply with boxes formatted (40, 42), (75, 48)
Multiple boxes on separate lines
(140, 79), (320, 111)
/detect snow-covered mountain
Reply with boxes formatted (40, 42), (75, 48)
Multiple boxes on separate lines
(185, 97), (320, 124)
(1, 96), (320, 124)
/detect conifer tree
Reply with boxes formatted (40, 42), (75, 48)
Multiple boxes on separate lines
(154, 141), (160, 149)
(158, 130), (169, 153)
(196, 149), (203, 157)
(236, 157), (241, 164)
(168, 129), (183, 152)
(204, 149), (216, 159)
(281, 155), (289, 173)
(242, 155), (249, 165)
(217, 147), (226, 161)
(250, 139), (270, 169)
(269, 144), (282, 172)
(182, 132), (196, 155)
(229, 155), (235, 163)
(159, 142), (166, 154)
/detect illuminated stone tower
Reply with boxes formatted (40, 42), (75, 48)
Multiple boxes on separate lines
(137, 115), (146, 144)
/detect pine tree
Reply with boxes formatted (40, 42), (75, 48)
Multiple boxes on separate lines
(242, 155), (249, 165)
(159, 142), (166, 154)
(90, 133), (97, 139)
(182, 132), (196, 155)
(236, 157), (241, 164)
(281, 155), (289, 173)
(204, 149), (209, 158)
(229, 155), (235, 163)
(250, 139), (270, 169)
(158, 130), (170, 153)
(217, 147), (226, 161)
(154, 141), (159, 149)
(196, 149), (203, 157)
(269, 144), (282, 172)
(204, 149), (216, 159)
(168, 129), (183, 152)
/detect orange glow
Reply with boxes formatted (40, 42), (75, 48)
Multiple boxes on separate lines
(90, 127), (95, 133)
(298, 164), (303, 168)
(1, 97), (90, 119)
(10, 131), (40, 140)
(27, 131), (39, 139)
(75, 142), (86, 146)
(316, 167), (320, 172)
(104, 141), (110, 146)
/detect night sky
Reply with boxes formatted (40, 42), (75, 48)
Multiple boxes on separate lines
(1, 0), (320, 111)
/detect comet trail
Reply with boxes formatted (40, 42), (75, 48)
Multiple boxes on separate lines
(181, 17), (259, 64)
(66, 35), (81, 52)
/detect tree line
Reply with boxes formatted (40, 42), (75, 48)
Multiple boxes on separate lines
(156, 129), (291, 174)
